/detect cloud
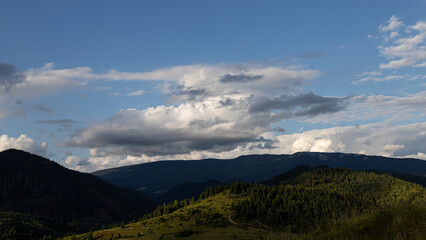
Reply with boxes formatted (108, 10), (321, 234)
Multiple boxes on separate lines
(220, 74), (263, 83)
(68, 94), (271, 157)
(249, 92), (350, 117)
(1, 63), (88, 100)
(66, 83), (426, 172)
(354, 71), (422, 83)
(377, 17), (426, 69)
(379, 15), (404, 32)
(0, 62), (319, 106)
(64, 155), (89, 167)
(127, 90), (145, 96)
(273, 122), (426, 159)
(308, 91), (426, 123)
(0, 63), (25, 91)
(0, 134), (47, 156)
(35, 119), (81, 128)
(71, 122), (426, 172)
(67, 90), (354, 159)
(272, 126), (286, 133)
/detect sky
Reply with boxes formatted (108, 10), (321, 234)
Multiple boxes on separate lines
(1, 0), (426, 172)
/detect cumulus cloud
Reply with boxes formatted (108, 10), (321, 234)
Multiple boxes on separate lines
(67, 89), (355, 158)
(274, 123), (426, 159)
(379, 15), (404, 32)
(377, 17), (426, 69)
(0, 134), (47, 156)
(64, 155), (89, 167)
(68, 94), (271, 157)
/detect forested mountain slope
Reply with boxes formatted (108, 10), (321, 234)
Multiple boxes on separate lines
(0, 149), (156, 237)
(94, 152), (426, 193)
(64, 167), (426, 240)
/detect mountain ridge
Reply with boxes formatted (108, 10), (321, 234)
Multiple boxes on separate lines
(93, 151), (426, 193)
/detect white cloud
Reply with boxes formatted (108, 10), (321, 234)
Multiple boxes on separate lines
(273, 123), (426, 159)
(378, 17), (426, 69)
(65, 155), (81, 165)
(127, 90), (145, 96)
(0, 134), (47, 156)
(69, 94), (271, 157)
(0, 62), (320, 112)
(8, 63), (319, 98)
(379, 15), (404, 32)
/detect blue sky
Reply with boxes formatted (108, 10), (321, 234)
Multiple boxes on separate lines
(1, 0), (425, 171)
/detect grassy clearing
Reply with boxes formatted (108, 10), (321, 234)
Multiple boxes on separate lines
(59, 191), (291, 240)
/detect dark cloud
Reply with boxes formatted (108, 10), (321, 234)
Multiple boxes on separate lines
(0, 63), (25, 91)
(218, 98), (236, 107)
(77, 158), (90, 166)
(220, 74), (263, 83)
(33, 104), (55, 114)
(249, 92), (350, 117)
(35, 119), (81, 128)
(189, 117), (229, 129)
(176, 88), (206, 97)
(169, 85), (208, 101)
(248, 136), (277, 150)
(272, 126), (286, 133)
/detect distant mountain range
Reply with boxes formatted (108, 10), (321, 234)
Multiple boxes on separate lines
(0, 149), (156, 237)
(94, 152), (426, 193)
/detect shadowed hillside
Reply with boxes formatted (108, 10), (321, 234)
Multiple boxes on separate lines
(0, 149), (156, 237)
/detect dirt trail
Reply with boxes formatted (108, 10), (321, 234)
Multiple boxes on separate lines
(227, 214), (239, 226)
(227, 214), (269, 233)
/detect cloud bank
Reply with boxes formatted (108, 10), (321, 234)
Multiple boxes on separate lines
(0, 134), (47, 156)
(65, 122), (426, 172)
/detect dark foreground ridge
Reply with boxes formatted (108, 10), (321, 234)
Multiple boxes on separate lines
(94, 152), (426, 193)
(0, 149), (156, 238)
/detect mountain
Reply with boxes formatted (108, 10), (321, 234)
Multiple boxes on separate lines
(146, 179), (223, 204)
(94, 152), (426, 193)
(0, 149), (156, 237)
(65, 167), (426, 240)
